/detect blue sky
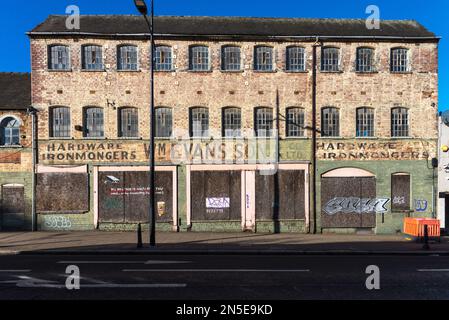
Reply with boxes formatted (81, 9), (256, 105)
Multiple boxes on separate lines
(0, 0), (447, 109)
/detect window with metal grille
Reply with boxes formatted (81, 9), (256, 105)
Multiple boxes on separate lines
(286, 47), (305, 71)
(391, 48), (409, 73)
(50, 107), (71, 138)
(391, 107), (409, 137)
(221, 46), (241, 71)
(321, 47), (340, 72)
(118, 108), (138, 138)
(82, 45), (103, 70)
(155, 107), (173, 138)
(189, 46), (210, 71)
(254, 46), (273, 71)
(84, 107), (104, 138)
(286, 107), (305, 137)
(356, 47), (375, 72)
(155, 46), (173, 71)
(222, 107), (242, 137)
(190, 107), (209, 137)
(255, 107), (273, 137)
(321, 107), (340, 137)
(48, 45), (70, 70)
(117, 45), (138, 71)
(0, 117), (20, 146)
(356, 107), (375, 137)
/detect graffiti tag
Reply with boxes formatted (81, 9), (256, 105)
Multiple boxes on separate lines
(393, 196), (406, 205)
(415, 200), (428, 212)
(44, 216), (72, 230)
(324, 197), (390, 215)
(206, 197), (230, 209)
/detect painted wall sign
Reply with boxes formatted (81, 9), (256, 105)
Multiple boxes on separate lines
(323, 197), (390, 215)
(317, 140), (436, 161)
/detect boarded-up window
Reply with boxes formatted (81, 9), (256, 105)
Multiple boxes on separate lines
(391, 174), (410, 211)
(191, 171), (241, 221)
(37, 173), (89, 214)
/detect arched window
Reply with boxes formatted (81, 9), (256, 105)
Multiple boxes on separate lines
(83, 107), (104, 138)
(155, 107), (173, 138)
(321, 47), (340, 72)
(391, 107), (409, 137)
(356, 107), (374, 137)
(50, 106), (71, 138)
(391, 48), (409, 73)
(286, 107), (305, 137)
(254, 107), (273, 137)
(221, 46), (241, 71)
(222, 107), (242, 137)
(48, 45), (70, 70)
(0, 117), (20, 146)
(321, 107), (339, 137)
(189, 46), (210, 71)
(118, 107), (138, 138)
(82, 45), (103, 70)
(155, 46), (173, 71)
(117, 45), (138, 70)
(189, 107), (209, 137)
(286, 46), (306, 72)
(254, 46), (273, 71)
(356, 47), (375, 72)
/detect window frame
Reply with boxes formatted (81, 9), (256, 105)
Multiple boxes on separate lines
(0, 116), (21, 146)
(49, 106), (71, 138)
(189, 107), (210, 138)
(189, 45), (210, 72)
(254, 46), (274, 72)
(356, 107), (375, 138)
(222, 107), (242, 138)
(286, 107), (305, 137)
(356, 47), (375, 73)
(321, 47), (341, 72)
(117, 45), (139, 71)
(83, 107), (105, 138)
(391, 107), (410, 138)
(81, 45), (104, 71)
(48, 45), (71, 71)
(286, 46), (306, 72)
(254, 107), (274, 137)
(155, 107), (173, 138)
(118, 107), (139, 138)
(321, 107), (340, 137)
(154, 45), (173, 72)
(391, 48), (410, 73)
(221, 46), (242, 72)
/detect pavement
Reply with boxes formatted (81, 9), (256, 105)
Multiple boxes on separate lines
(0, 231), (448, 255)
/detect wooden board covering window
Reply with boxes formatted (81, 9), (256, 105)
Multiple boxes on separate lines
(391, 174), (411, 212)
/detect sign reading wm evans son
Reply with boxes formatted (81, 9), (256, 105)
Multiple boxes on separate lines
(323, 197), (390, 215)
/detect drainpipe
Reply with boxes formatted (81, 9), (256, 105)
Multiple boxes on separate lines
(27, 106), (38, 232)
(311, 38), (320, 234)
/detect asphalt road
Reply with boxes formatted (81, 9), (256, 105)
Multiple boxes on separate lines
(0, 254), (449, 300)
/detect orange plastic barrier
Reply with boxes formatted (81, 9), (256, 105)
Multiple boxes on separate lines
(403, 218), (441, 237)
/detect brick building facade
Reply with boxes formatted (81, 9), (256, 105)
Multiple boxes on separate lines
(23, 15), (439, 233)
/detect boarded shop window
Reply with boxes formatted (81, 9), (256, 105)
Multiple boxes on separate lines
(190, 107), (209, 138)
(221, 46), (241, 71)
(82, 45), (103, 70)
(356, 107), (374, 137)
(50, 106), (71, 138)
(286, 107), (305, 137)
(255, 107), (273, 137)
(222, 107), (242, 137)
(189, 46), (210, 71)
(391, 48), (409, 73)
(48, 45), (70, 70)
(254, 46), (273, 71)
(391, 173), (411, 212)
(286, 46), (305, 72)
(321, 47), (340, 72)
(155, 46), (173, 71)
(391, 107), (409, 137)
(117, 45), (138, 71)
(84, 107), (104, 138)
(0, 117), (20, 146)
(118, 107), (139, 138)
(155, 107), (173, 138)
(37, 173), (89, 214)
(356, 47), (375, 72)
(321, 107), (339, 137)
